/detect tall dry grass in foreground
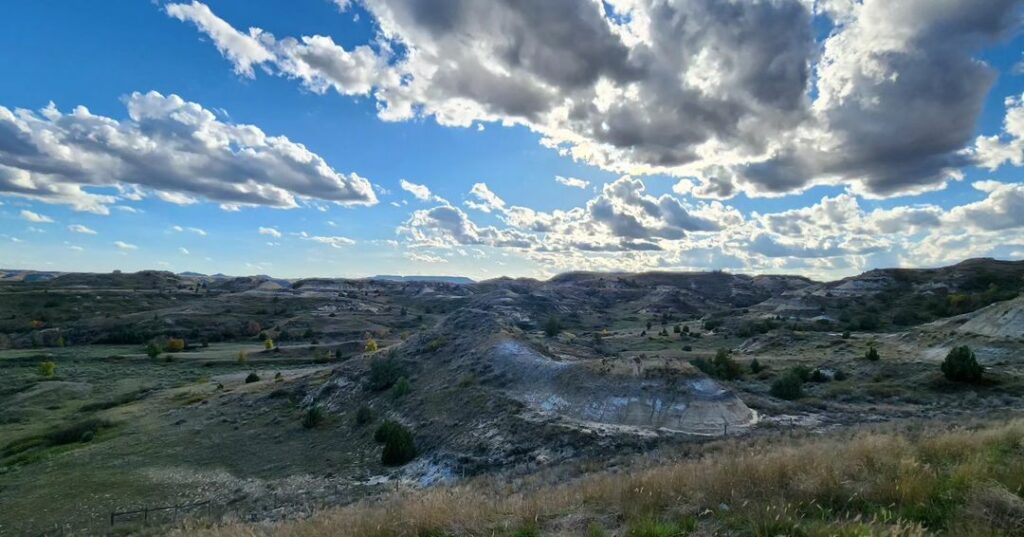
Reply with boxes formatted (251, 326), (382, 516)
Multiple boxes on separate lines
(175, 421), (1024, 537)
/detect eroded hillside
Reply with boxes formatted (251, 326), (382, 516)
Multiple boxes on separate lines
(1, 259), (1023, 535)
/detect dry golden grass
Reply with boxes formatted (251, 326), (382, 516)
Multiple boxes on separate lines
(171, 420), (1024, 537)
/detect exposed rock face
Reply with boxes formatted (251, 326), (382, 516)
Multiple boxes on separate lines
(957, 296), (1024, 339)
(491, 339), (757, 436)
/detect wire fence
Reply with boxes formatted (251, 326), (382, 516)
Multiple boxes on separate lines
(109, 499), (213, 527)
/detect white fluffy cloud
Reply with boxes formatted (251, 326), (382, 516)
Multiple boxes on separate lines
(0, 91), (377, 213)
(398, 177), (1024, 279)
(20, 210), (53, 223)
(171, 225), (207, 236)
(67, 224), (96, 235)
(113, 240), (137, 251)
(465, 183), (506, 213)
(258, 226), (282, 238)
(304, 235), (355, 248)
(399, 179), (436, 201)
(555, 176), (590, 189)
(165, 1), (274, 77)
(171, 0), (1024, 200)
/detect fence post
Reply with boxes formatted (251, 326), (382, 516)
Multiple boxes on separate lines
(144, 507), (148, 523)
(110, 512), (115, 526)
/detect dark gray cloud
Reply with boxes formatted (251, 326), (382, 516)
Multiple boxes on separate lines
(173, 0), (1024, 200)
(742, 0), (1023, 197)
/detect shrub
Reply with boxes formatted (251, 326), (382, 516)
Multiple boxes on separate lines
(245, 372), (260, 383)
(165, 338), (186, 352)
(544, 316), (563, 337)
(38, 361), (56, 378)
(691, 349), (743, 380)
(855, 314), (880, 331)
(425, 337), (447, 352)
(942, 345), (983, 383)
(355, 405), (374, 426)
(302, 406), (325, 429)
(457, 373), (476, 387)
(712, 348), (743, 380)
(264, 338), (275, 350)
(770, 372), (804, 400)
(841, 331), (851, 339)
(682, 345), (692, 352)
(46, 418), (108, 446)
(809, 369), (829, 383)
(865, 346), (880, 361)
(145, 342), (162, 359)
(365, 339), (379, 352)
(374, 420), (416, 466)
(750, 358), (763, 374)
(392, 376), (411, 398)
(789, 365), (812, 382)
(237, 350), (247, 364)
(368, 357), (405, 391)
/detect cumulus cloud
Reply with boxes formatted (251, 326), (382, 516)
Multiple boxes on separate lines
(465, 183), (506, 213)
(20, 210), (53, 223)
(171, 225), (207, 236)
(555, 176), (590, 189)
(258, 226), (282, 238)
(156, 191), (199, 205)
(166, 1), (394, 94)
(304, 235), (355, 248)
(0, 91), (376, 214)
(396, 175), (1024, 279)
(165, 1), (274, 77)
(948, 181), (1024, 231)
(67, 224), (96, 235)
(400, 204), (534, 249)
(114, 240), (137, 250)
(170, 0), (1024, 199)
(395, 178), (436, 200)
(406, 252), (448, 263)
(975, 93), (1024, 170)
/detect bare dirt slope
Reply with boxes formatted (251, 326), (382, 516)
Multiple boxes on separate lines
(956, 294), (1024, 339)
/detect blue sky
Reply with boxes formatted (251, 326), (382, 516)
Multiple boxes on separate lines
(1, 1), (1024, 280)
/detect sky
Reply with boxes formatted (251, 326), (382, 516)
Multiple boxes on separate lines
(1, 0), (1024, 281)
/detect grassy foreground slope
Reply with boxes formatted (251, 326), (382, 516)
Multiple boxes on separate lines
(178, 420), (1024, 537)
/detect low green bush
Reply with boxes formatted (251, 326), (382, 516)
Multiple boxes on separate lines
(302, 406), (325, 429)
(355, 405), (374, 426)
(941, 345), (983, 383)
(691, 349), (743, 380)
(38, 361), (56, 378)
(374, 420), (416, 466)
(368, 357), (405, 391)
(392, 376), (411, 398)
(46, 418), (109, 447)
(544, 316), (562, 337)
(770, 372), (804, 400)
